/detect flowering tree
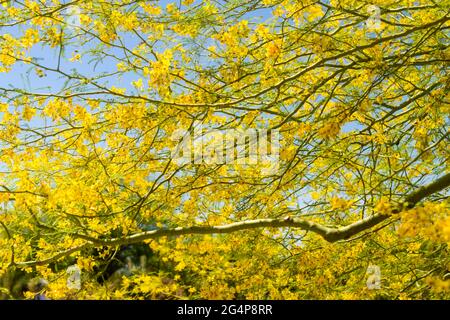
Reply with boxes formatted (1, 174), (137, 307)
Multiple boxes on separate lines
(0, 0), (449, 299)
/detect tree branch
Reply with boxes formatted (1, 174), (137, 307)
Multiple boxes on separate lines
(14, 172), (450, 268)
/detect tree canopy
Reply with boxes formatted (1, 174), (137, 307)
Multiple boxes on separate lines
(0, 0), (449, 299)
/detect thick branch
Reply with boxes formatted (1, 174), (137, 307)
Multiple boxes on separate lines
(14, 244), (91, 268)
(14, 172), (450, 268)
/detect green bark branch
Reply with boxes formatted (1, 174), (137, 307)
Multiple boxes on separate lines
(14, 172), (450, 268)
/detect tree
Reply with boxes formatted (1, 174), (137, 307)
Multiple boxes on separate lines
(0, 0), (449, 299)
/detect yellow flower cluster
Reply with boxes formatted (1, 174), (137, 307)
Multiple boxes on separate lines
(426, 277), (450, 293)
(330, 196), (352, 210)
(318, 122), (341, 140)
(145, 49), (174, 97)
(213, 20), (250, 58)
(374, 197), (393, 215)
(398, 202), (450, 243)
(43, 98), (71, 120)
